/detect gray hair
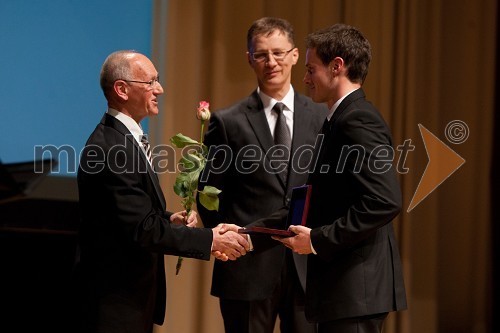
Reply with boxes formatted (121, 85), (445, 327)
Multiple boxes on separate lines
(99, 50), (138, 99)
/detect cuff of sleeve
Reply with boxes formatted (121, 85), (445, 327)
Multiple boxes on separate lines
(310, 238), (317, 255)
(210, 229), (214, 251)
(247, 235), (254, 251)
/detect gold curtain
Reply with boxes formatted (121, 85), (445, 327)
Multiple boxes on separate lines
(150, 1), (496, 332)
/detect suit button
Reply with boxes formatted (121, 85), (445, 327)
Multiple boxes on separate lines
(285, 197), (291, 205)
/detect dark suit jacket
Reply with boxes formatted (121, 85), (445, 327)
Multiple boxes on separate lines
(197, 90), (327, 300)
(305, 88), (407, 322)
(76, 113), (213, 333)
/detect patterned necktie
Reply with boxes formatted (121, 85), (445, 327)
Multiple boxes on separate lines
(141, 134), (153, 166)
(272, 102), (291, 183)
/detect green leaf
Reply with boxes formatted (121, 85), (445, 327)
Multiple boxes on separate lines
(187, 169), (200, 190)
(178, 155), (196, 171)
(170, 133), (199, 148)
(173, 173), (190, 197)
(198, 185), (221, 211)
(201, 185), (221, 196)
(182, 152), (205, 172)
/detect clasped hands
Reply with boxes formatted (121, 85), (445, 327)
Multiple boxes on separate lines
(211, 223), (250, 261)
(212, 223), (314, 260)
(171, 210), (312, 259)
(170, 210), (250, 262)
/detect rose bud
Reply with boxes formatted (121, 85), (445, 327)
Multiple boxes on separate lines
(197, 101), (211, 121)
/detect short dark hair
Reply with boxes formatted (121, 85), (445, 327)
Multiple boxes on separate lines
(305, 23), (371, 84)
(247, 17), (295, 52)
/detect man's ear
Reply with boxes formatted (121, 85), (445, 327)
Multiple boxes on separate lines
(291, 47), (299, 65)
(330, 57), (344, 73)
(246, 52), (254, 67)
(114, 80), (129, 101)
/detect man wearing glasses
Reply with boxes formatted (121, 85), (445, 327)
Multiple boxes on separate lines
(75, 50), (250, 333)
(198, 17), (327, 333)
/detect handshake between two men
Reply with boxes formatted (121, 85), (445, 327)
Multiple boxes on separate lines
(209, 223), (313, 261)
(171, 211), (250, 261)
(210, 223), (250, 261)
(175, 211), (306, 261)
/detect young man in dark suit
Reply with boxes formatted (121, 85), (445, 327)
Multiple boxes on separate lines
(75, 50), (249, 333)
(275, 24), (407, 333)
(197, 17), (327, 333)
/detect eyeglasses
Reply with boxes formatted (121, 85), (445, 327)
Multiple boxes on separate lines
(119, 76), (160, 88)
(250, 48), (295, 62)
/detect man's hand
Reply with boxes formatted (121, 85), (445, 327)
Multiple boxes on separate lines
(170, 210), (198, 228)
(211, 250), (229, 261)
(272, 225), (313, 255)
(211, 223), (250, 260)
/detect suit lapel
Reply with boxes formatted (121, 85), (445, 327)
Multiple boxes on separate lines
(330, 88), (366, 127)
(308, 89), (366, 182)
(244, 91), (275, 154)
(287, 94), (314, 189)
(243, 91), (287, 189)
(147, 166), (166, 211)
(103, 114), (167, 210)
(291, 94), (310, 151)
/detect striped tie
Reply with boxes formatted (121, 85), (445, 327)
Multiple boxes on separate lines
(141, 135), (153, 166)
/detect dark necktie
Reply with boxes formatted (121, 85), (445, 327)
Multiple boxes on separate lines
(321, 117), (331, 135)
(273, 102), (291, 149)
(141, 134), (153, 166)
(272, 102), (291, 183)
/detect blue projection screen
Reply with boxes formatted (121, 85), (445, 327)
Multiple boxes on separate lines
(0, 0), (153, 177)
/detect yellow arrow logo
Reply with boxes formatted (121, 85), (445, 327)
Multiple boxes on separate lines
(407, 124), (466, 212)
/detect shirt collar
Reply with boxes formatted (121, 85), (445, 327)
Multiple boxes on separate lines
(106, 108), (144, 143)
(257, 85), (295, 113)
(326, 88), (358, 121)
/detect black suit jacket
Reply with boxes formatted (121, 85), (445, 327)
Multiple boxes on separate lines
(305, 89), (407, 322)
(197, 91), (327, 300)
(76, 113), (213, 333)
